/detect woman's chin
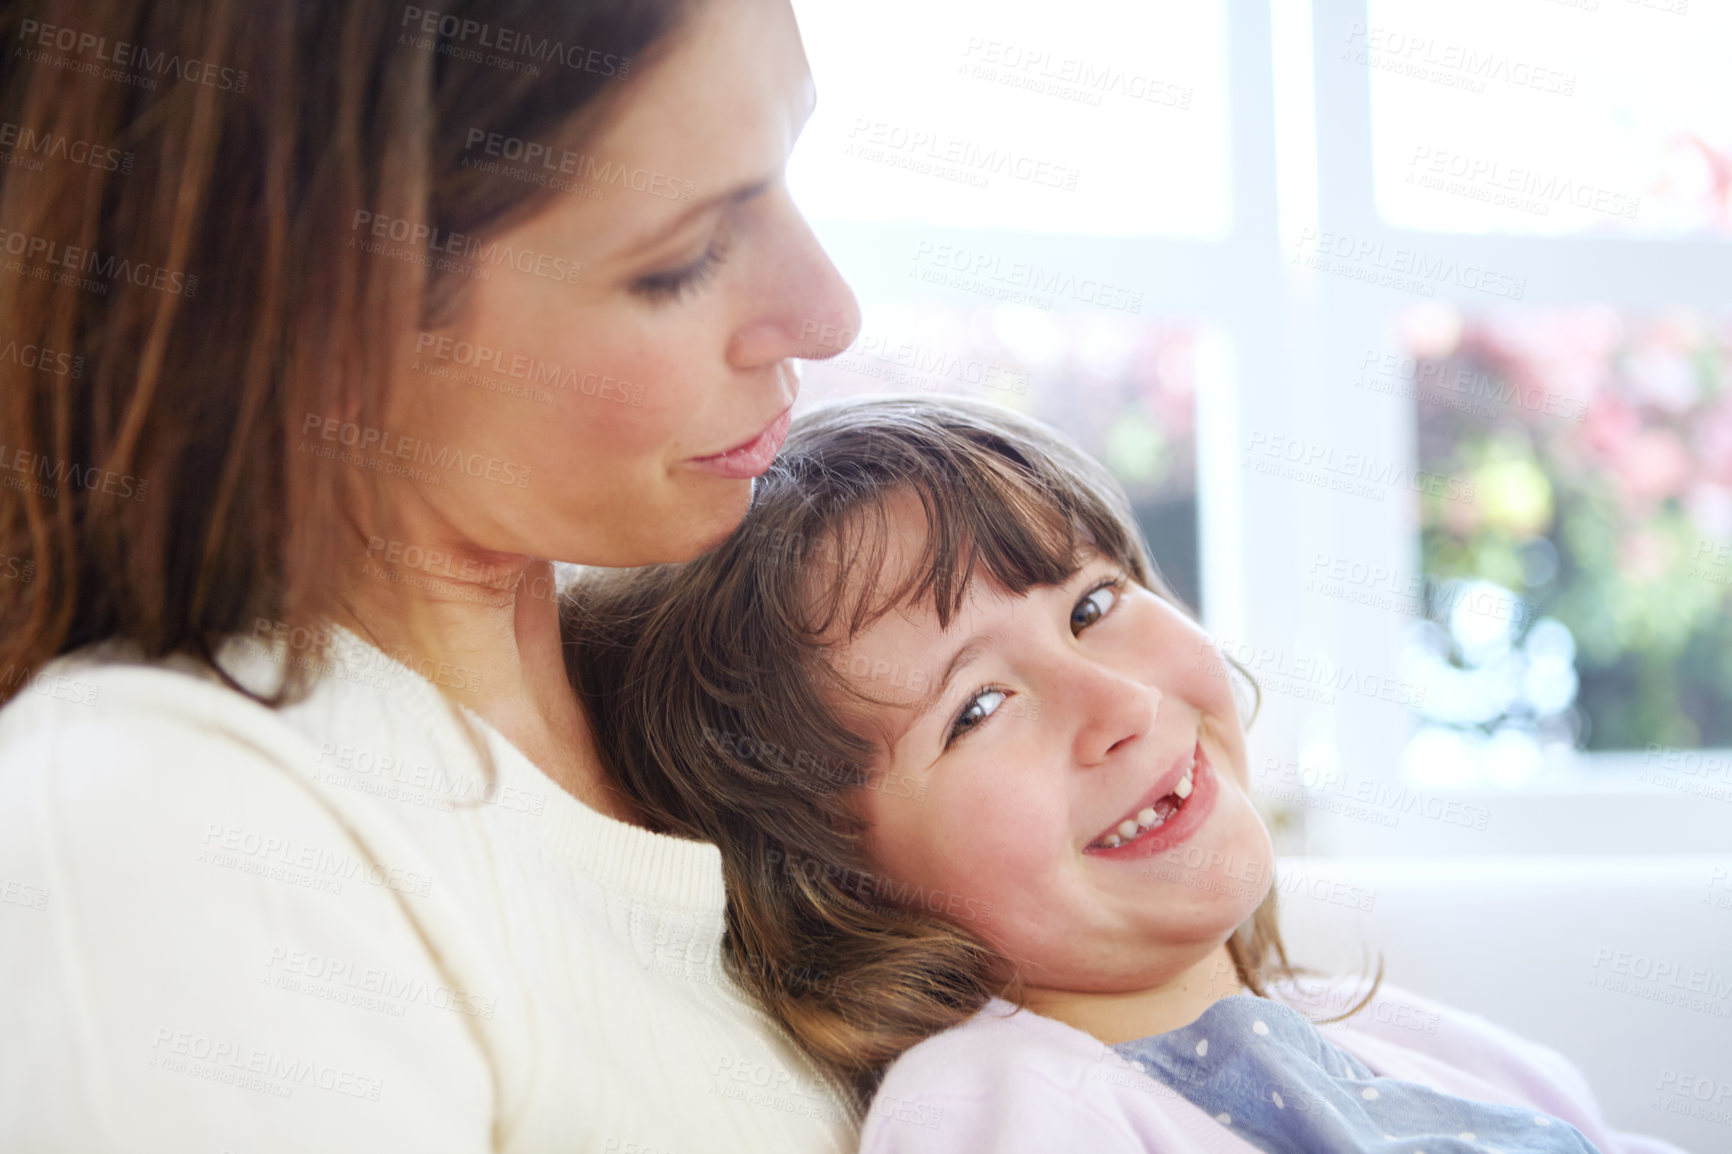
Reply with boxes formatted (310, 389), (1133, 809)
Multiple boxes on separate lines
(582, 482), (754, 568)
(681, 481), (757, 555)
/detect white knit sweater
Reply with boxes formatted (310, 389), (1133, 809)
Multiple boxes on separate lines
(0, 624), (855, 1154)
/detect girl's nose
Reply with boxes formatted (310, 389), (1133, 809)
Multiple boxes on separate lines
(1068, 665), (1164, 769)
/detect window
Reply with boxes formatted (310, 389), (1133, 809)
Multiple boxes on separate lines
(1364, 0), (1732, 237)
(1403, 305), (1732, 788)
(788, 0), (1732, 859)
(788, 0), (1236, 611)
(788, 0), (1232, 237)
(796, 304), (1209, 608)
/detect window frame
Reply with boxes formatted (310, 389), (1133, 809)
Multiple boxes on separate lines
(1281, 0), (1732, 856)
(796, 0), (1732, 857)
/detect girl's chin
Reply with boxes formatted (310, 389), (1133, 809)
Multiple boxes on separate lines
(1153, 822), (1275, 915)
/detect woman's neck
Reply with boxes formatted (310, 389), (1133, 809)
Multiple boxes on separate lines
(1017, 943), (1247, 1045)
(332, 547), (646, 826)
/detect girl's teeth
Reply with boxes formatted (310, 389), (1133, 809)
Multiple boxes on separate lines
(1097, 756), (1200, 850)
(1175, 766), (1194, 800)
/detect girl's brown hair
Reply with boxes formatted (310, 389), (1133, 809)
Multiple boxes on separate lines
(0, 0), (689, 705)
(565, 394), (1376, 1115)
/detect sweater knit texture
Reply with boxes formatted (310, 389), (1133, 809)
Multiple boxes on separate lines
(0, 625), (855, 1154)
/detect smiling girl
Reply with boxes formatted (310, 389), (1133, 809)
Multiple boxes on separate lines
(566, 396), (1685, 1154)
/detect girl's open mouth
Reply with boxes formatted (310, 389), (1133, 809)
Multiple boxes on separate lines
(1083, 740), (1217, 859)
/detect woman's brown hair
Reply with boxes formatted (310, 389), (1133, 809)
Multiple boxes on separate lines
(564, 394), (1379, 1116)
(0, 0), (689, 705)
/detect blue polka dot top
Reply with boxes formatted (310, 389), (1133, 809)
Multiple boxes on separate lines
(1111, 994), (1603, 1154)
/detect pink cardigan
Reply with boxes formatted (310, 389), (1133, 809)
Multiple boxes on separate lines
(858, 980), (1690, 1154)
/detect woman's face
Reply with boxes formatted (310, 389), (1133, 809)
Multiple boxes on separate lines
(834, 496), (1274, 994)
(386, 0), (860, 567)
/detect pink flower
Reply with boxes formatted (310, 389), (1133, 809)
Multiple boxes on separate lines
(1616, 427), (1690, 503)
(1692, 403), (1732, 486)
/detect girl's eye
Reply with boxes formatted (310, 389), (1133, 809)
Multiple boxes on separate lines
(946, 688), (1007, 748)
(1071, 578), (1123, 634)
(630, 233), (732, 303)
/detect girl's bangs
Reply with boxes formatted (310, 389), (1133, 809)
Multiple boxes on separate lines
(797, 452), (1120, 648)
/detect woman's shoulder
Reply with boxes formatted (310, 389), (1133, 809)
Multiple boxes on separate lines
(0, 635), (411, 859)
(0, 644), (498, 1152)
(0, 642), (309, 773)
(0, 626), (465, 783)
(0, 631), (473, 877)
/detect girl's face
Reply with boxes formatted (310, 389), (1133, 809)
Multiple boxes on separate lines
(380, 0), (860, 568)
(837, 495), (1274, 994)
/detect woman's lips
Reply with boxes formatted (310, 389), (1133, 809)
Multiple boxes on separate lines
(1083, 741), (1218, 860)
(686, 407), (793, 479)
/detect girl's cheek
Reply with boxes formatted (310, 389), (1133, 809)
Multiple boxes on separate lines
(1187, 648), (1243, 723)
(859, 787), (967, 892)
(961, 789), (1072, 898)
(1152, 611), (1241, 721)
(916, 777), (1047, 885)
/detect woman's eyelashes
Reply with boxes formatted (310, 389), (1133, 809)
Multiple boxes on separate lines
(630, 230), (733, 303)
(939, 574), (1129, 750)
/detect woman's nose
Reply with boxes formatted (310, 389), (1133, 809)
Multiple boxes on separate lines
(727, 191), (861, 369)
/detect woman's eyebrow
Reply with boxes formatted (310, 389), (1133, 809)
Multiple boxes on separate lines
(611, 176), (772, 259)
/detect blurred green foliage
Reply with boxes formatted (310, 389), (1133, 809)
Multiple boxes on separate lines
(1414, 308), (1732, 750)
